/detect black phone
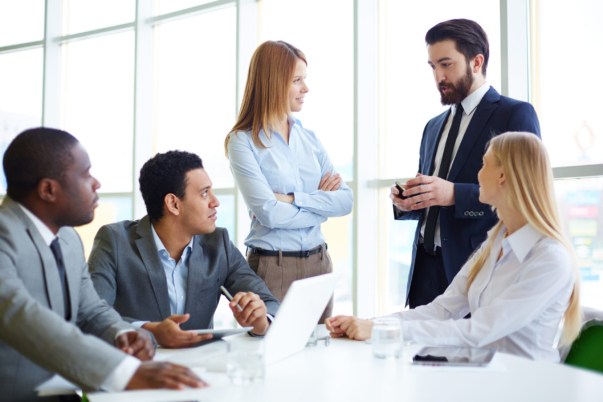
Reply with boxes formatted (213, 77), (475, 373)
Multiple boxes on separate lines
(395, 180), (409, 200)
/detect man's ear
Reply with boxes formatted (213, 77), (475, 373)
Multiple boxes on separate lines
(164, 193), (181, 217)
(37, 178), (60, 203)
(472, 54), (485, 74)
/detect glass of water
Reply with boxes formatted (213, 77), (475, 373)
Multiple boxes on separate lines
(226, 338), (265, 385)
(372, 317), (402, 359)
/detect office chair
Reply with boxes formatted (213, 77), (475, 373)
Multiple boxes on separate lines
(564, 319), (603, 374)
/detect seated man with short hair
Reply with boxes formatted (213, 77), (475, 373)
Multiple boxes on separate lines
(89, 150), (279, 348)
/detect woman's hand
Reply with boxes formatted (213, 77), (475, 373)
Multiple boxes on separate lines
(319, 172), (341, 192)
(325, 315), (373, 341)
(274, 193), (294, 204)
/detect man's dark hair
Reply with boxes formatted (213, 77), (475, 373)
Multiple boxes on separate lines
(3, 127), (79, 202)
(425, 19), (490, 76)
(139, 150), (204, 222)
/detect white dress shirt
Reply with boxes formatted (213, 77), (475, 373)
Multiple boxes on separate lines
(391, 222), (574, 362)
(17, 203), (140, 392)
(419, 82), (491, 247)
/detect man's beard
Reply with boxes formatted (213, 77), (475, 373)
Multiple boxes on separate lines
(438, 64), (474, 105)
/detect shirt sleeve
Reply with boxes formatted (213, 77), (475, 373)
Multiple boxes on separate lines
(400, 245), (574, 348)
(99, 354), (140, 392)
(228, 133), (326, 230)
(292, 137), (353, 217)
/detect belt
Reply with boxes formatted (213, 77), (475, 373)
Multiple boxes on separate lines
(415, 242), (442, 257)
(249, 243), (328, 258)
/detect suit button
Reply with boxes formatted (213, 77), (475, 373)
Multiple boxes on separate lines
(479, 211), (484, 216)
(464, 211), (469, 216)
(470, 212), (475, 216)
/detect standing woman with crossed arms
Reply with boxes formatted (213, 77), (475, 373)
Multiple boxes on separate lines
(225, 41), (353, 322)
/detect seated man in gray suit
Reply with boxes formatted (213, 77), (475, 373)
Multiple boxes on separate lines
(89, 150), (280, 348)
(0, 128), (206, 402)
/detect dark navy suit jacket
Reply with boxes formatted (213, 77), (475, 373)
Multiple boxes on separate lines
(394, 87), (541, 302)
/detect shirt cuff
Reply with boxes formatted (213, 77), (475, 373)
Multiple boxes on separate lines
(248, 314), (273, 337)
(292, 191), (310, 208)
(131, 321), (150, 329)
(99, 354), (141, 392)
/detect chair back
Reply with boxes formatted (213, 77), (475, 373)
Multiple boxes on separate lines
(564, 319), (603, 374)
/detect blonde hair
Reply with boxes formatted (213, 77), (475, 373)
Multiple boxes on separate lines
(466, 132), (581, 347)
(225, 40), (306, 157)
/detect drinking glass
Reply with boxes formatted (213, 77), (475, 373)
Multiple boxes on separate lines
(226, 338), (265, 385)
(372, 318), (402, 359)
(306, 326), (318, 347)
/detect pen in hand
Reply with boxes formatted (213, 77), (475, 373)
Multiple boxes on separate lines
(220, 286), (243, 312)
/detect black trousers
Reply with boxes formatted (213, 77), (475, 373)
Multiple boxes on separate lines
(407, 245), (450, 309)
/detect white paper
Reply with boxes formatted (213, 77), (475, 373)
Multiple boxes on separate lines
(35, 375), (79, 396)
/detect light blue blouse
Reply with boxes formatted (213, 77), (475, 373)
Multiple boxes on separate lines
(227, 116), (353, 251)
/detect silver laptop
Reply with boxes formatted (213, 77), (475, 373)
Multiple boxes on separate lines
(163, 272), (341, 370)
(264, 271), (341, 365)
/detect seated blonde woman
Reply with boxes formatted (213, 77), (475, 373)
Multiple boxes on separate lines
(326, 132), (581, 362)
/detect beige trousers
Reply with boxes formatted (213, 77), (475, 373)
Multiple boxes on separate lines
(247, 244), (334, 324)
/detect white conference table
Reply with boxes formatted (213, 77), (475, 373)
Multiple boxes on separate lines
(87, 333), (603, 402)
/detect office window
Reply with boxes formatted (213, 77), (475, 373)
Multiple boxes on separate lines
(60, 32), (135, 193)
(75, 196), (133, 257)
(259, 0), (354, 181)
(534, 0), (603, 167)
(259, 0), (355, 316)
(0, 1), (45, 47)
(378, 0), (501, 179)
(61, 0), (135, 35)
(154, 0), (215, 16)
(377, 0), (501, 315)
(60, 31), (135, 255)
(555, 178), (603, 309)
(153, 6), (236, 188)
(0, 48), (44, 193)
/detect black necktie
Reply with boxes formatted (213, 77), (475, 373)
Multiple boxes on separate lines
(423, 104), (464, 254)
(50, 238), (71, 320)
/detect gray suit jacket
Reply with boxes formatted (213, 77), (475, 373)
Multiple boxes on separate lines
(0, 197), (135, 402)
(89, 216), (279, 329)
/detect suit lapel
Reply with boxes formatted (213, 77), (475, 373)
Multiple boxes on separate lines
(183, 237), (205, 320)
(135, 216), (171, 320)
(447, 87), (500, 182)
(425, 109), (452, 175)
(3, 197), (65, 317)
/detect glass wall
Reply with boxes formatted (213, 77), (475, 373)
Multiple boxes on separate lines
(0, 49), (44, 192)
(534, 0), (603, 310)
(535, 0), (603, 167)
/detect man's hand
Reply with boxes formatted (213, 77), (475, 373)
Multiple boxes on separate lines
(142, 314), (212, 348)
(325, 315), (372, 341)
(126, 361), (208, 390)
(274, 193), (294, 204)
(115, 330), (155, 361)
(395, 174), (455, 211)
(318, 172), (341, 192)
(229, 292), (269, 336)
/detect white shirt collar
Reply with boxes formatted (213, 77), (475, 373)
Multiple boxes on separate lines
(150, 223), (194, 260)
(459, 81), (490, 116)
(500, 222), (546, 263)
(17, 203), (57, 246)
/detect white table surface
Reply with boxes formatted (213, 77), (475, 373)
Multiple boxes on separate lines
(86, 332), (603, 402)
